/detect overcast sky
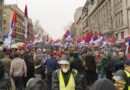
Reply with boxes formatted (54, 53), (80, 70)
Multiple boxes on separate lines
(5, 0), (86, 40)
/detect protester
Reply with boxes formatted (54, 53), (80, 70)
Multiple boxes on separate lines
(52, 60), (83, 90)
(70, 51), (84, 74)
(82, 52), (97, 89)
(113, 70), (126, 90)
(0, 42), (129, 90)
(91, 79), (117, 90)
(26, 78), (47, 90)
(0, 61), (16, 90)
(22, 49), (35, 87)
(1, 52), (12, 75)
(10, 52), (27, 90)
(113, 60), (130, 90)
(97, 52), (107, 79)
(43, 51), (59, 90)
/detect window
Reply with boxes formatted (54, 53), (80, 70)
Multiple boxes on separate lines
(91, 0), (94, 4)
(118, 12), (121, 27)
(121, 10), (123, 26)
(116, 33), (118, 39)
(115, 10), (123, 28)
(115, 14), (118, 28)
(121, 32), (124, 39)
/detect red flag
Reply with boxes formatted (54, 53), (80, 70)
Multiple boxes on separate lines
(13, 11), (17, 27)
(85, 31), (92, 43)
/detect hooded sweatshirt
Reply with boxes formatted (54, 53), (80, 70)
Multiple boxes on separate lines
(26, 78), (47, 90)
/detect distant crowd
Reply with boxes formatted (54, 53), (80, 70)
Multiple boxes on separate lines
(0, 45), (130, 90)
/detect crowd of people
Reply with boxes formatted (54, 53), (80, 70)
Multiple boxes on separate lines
(0, 44), (130, 90)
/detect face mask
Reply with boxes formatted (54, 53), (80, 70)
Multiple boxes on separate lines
(118, 88), (124, 90)
(62, 67), (70, 73)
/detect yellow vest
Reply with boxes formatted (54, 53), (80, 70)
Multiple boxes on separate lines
(124, 70), (130, 90)
(59, 70), (76, 90)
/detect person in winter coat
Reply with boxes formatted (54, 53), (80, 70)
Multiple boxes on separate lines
(26, 78), (47, 90)
(70, 52), (84, 74)
(82, 53), (97, 89)
(43, 52), (59, 90)
(10, 52), (27, 90)
(113, 70), (126, 90)
(34, 48), (44, 76)
(0, 61), (16, 90)
(22, 49), (35, 87)
(113, 60), (130, 90)
(52, 60), (83, 90)
(91, 79), (117, 90)
(97, 52), (108, 79)
(1, 53), (12, 75)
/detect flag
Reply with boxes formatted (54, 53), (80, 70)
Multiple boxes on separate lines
(93, 34), (98, 41)
(33, 32), (42, 44)
(77, 35), (84, 46)
(125, 36), (130, 42)
(24, 5), (29, 39)
(30, 35), (35, 44)
(4, 11), (17, 46)
(93, 32), (103, 43)
(37, 33), (42, 43)
(24, 5), (28, 18)
(108, 38), (116, 44)
(85, 31), (92, 43)
(8, 11), (17, 37)
(64, 30), (69, 38)
(26, 30), (34, 44)
(64, 30), (71, 39)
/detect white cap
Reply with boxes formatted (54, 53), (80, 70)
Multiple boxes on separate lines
(58, 60), (70, 65)
(37, 48), (41, 51)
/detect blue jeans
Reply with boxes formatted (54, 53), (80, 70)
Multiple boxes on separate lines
(13, 76), (23, 90)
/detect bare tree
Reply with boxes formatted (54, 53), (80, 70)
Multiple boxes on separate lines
(33, 20), (44, 34)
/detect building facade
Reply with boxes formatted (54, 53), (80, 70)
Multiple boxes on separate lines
(127, 0), (130, 36)
(113, 0), (128, 40)
(83, 0), (130, 40)
(82, 0), (95, 33)
(69, 23), (76, 38)
(74, 7), (83, 38)
(3, 4), (33, 43)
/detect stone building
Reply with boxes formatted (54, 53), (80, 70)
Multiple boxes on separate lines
(2, 4), (33, 43)
(82, 0), (95, 32)
(82, 0), (130, 40)
(69, 23), (76, 38)
(74, 7), (83, 38)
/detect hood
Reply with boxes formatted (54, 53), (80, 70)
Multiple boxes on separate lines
(26, 78), (46, 90)
(91, 79), (116, 90)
